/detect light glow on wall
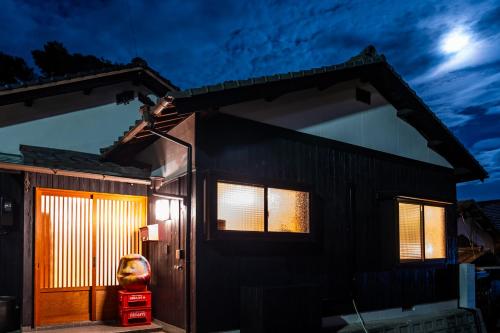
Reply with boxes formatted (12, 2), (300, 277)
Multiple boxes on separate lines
(155, 199), (170, 221)
(424, 206), (446, 259)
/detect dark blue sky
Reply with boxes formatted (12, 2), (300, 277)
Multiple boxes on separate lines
(1, 0), (499, 201)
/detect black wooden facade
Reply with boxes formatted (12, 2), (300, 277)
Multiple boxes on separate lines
(186, 112), (459, 332)
(2, 112), (461, 331)
(0, 172), (23, 329)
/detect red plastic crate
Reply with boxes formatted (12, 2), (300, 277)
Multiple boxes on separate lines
(119, 306), (152, 326)
(118, 290), (152, 309)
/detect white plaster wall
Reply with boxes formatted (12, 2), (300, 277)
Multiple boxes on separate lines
(0, 99), (143, 155)
(300, 104), (452, 167)
(221, 81), (453, 168)
(135, 114), (195, 180)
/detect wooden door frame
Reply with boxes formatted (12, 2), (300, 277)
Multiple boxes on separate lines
(34, 188), (147, 327)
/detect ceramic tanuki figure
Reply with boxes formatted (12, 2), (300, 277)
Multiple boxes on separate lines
(117, 254), (151, 291)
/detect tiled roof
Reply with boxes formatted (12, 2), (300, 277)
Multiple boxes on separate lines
(0, 145), (149, 179)
(478, 200), (500, 231)
(0, 152), (23, 164)
(168, 45), (385, 99)
(0, 62), (179, 92)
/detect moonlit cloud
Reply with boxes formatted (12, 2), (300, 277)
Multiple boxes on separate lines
(441, 28), (471, 54)
(0, 0), (499, 200)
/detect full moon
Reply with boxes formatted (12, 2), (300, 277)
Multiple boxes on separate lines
(441, 28), (471, 54)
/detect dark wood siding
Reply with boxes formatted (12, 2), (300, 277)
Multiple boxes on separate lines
(194, 113), (458, 332)
(21, 172), (148, 328)
(145, 177), (188, 329)
(0, 172), (23, 329)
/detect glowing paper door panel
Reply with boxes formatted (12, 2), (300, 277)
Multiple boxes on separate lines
(34, 189), (147, 326)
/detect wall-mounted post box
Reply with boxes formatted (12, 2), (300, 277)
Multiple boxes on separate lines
(140, 222), (169, 242)
(0, 196), (14, 227)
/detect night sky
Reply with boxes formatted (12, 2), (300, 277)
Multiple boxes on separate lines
(1, 0), (499, 201)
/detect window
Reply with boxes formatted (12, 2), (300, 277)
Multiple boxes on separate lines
(217, 182), (265, 231)
(399, 200), (446, 261)
(216, 181), (310, 234)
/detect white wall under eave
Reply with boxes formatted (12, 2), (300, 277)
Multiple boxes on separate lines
(0, 98), (144, 155)
(220, 81), (453, 169)
(300, 104), (452, 168)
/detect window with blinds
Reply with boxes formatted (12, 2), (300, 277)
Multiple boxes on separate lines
(399, 203), (422, 260)
(216, 181), (310, 234)
(398, 200), (446, 261)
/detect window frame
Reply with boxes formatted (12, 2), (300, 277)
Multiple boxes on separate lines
(397, 197), (448, 264)
(204, 172), (318, 242)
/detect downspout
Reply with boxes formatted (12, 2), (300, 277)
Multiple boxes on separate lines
(146, 128), (192, 333)
(144, 97), (193, 332)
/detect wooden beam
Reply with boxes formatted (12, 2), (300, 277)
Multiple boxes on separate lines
(397, 108), (417, 118)
(0, 162), (151, 185)
(355, 87), (371, 105)
(264, 93), (284, 102)
(154, 116), (189, 126)
(121, 121), (148, 144)
(22, 172), (34, 328)
(427, 140), (445, 149)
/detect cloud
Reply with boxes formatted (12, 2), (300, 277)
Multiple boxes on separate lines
(1, 0), (499, 199)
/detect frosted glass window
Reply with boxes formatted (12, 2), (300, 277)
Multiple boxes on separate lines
(424, 206), (446, 259)
(399, 203), (422, 260)
(217, 182), (264, 231)
(268, 188), (309, 233)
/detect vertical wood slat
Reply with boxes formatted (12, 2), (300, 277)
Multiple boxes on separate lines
(94, 194), (147, 286)
(37, 190), (94, 289)
(35, 188), (147, 316)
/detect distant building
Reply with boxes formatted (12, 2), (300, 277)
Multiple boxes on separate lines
(458, 200), (499, 264)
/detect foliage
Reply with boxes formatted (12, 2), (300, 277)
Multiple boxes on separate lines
(0, 52), (35, 85)
(0, 41), (118, 85)
(32, 41), (115, 77)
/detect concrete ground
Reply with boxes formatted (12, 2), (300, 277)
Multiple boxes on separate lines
(16, 322), (164, 333)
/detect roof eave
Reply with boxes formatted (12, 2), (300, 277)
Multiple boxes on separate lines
(0, 66), (178, 106)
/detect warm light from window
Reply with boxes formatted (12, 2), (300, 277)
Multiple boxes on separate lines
(155, 199), (170, 221)
(399, 201), (446, 261)
(399, 203), (422, 260)
(268, 188), (309, 233)
(217, 182), (264, 231)
(424, 206), (446, 259)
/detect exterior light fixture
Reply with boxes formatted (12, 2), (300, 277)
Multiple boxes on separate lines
(155, 199), (170, 221)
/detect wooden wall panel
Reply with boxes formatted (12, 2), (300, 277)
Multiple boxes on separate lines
(95, 286), (120, 321)
(0, 173), (23, 329)
(147, 177), (187, 329)
(38, 289), (90, 325)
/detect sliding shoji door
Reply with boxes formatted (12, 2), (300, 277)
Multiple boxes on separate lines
(93, 193), (147, 320)
(34, 188), (147, 326)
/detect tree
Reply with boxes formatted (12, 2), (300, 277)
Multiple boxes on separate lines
(31, 41), (116, 77)
(0, 52), (35, 85)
